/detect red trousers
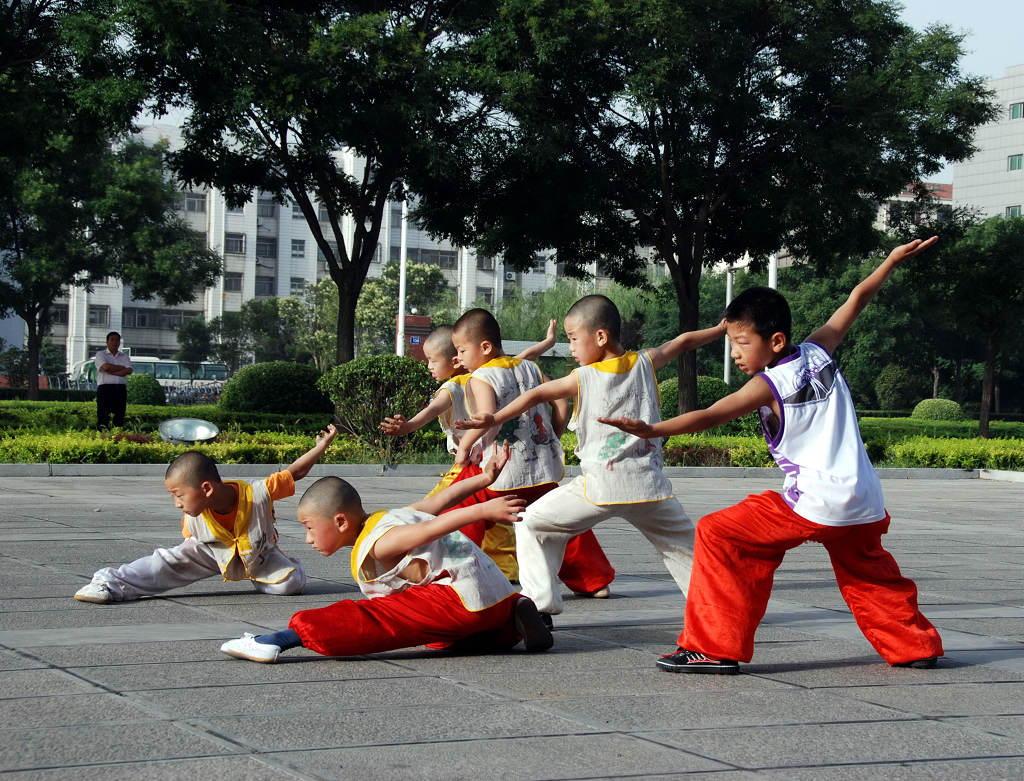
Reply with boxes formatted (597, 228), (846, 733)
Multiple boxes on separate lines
(289, 584), (523, 657)
(681, 491), (943, 665)
(447, 467), (615, 595)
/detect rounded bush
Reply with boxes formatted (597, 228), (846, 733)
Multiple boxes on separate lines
(219, 361), (332, 414)
(911, 398), (964, 421)
(659, 375), (734, 420)
(874, 364), (923, 411)
(126, 373), (165, 406)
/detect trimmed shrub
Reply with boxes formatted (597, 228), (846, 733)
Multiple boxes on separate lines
(318, 354), (437, 463)
(912, 398), (964, 422)
(658, 375), (760, 436)
(219, 361), (332, 414)
(126, 374), (165, 406)
(874, 364), (923, 411)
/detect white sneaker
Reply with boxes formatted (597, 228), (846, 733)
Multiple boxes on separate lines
(220, 633), (281, 663)
(74, 580), (114, 603)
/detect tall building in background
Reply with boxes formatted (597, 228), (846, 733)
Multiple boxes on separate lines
(953, 64), (1024, 218)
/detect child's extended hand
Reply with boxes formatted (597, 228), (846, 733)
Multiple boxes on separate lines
(597, 416), (655, 439)
(455, 411), (495, 430)
(481, 495), (528, 526)
(887, 235), (938, 267)
(317, 423), (339, 447)
(482, 440), (511, 483)
(381, 414), (409, 436)
(545, 318), (557, 342)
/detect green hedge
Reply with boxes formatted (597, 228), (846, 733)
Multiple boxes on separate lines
(0, 388), (95, 402)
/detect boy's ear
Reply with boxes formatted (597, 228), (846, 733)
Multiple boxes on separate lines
(480, 339), (494, 356)
(595, 328), (609, 347)
(333, 512), (349, 532)
(768, 331), (789, 354)
(199, 480), (217, 498)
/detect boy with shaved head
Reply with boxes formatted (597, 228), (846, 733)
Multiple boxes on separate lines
(457, 295), (725, 619)
(74, 426), (338, 603)
(220, 442), (554, 662)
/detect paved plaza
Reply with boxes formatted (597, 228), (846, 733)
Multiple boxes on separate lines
(0, 466), (1022, 780)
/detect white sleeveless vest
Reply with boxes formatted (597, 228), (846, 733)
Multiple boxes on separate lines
(351, 507), (517, 611)
(436, 373), (471, 456)
(758, 341), (886, 526)
(570, 350), (673, 504)
(469, 356), (564, 491)
(182, 479), (297, 583)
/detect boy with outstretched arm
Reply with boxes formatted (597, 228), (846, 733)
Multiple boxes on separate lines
(74, 425), (339, 603)
(452, 308), (616, 604)
(457, 295), (726, 618)
(219, 442), (553, 662)
(380, 319), (558, 580)
(601, 238), (944, 674)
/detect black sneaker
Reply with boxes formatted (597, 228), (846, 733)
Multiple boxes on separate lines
(657, 647), (739, 675)
(539, 612), (553, 630)
(514, 599), (554, 652)
(892, 657), (938, 669)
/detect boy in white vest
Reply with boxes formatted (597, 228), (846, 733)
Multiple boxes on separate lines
(601, 238), (944, 674)
(457, 296), (725, 618)
(73, 425), (338, 603)
(219, 442), (553, 663)
(452, 308), (616, 605)
(380, 320), (557, 581)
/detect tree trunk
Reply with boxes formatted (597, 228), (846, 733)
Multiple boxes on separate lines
(335, 281), (357, 364)
(932, 364), (939, 399)
(25, 319), (40, 402)
(978, 330), (996, 439)
(673, 276), (700, 413)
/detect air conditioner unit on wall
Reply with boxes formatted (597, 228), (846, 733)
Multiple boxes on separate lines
(504, 271), (516, 281)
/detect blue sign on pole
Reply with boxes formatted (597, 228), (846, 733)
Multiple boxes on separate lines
(410, 336), (421, 345)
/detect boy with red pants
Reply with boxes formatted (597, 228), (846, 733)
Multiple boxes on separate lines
(220, 443), (553, 663)
(602, 238), (944, 674)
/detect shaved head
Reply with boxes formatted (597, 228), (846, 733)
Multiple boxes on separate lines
(298, 477), (365, 519)
(566, 295), (621, 342)
(165, 451), (221, 487)
(452, 308), (502, 347)
(424, 326), (457, 360)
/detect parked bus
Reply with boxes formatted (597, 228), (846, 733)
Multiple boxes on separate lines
(72, 357), (230, 388)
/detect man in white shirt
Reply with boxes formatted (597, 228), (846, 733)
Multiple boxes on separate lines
(95, 331), (132, 428)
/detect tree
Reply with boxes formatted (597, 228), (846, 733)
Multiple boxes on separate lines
(208, 311), (250, 374)
(174, 317), (211, 381)
(117, 0), (497, 364)
(278, 279), (339, 372)
(355, 261), (455, 354)
(421, 0), (996, 412)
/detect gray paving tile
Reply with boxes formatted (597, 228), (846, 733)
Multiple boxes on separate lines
(0, 757), (305, 781)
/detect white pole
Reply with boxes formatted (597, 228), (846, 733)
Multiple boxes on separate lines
(723, 267), (734, 385)
(396, 199), (408, 356)
(768, 252), (778, 289)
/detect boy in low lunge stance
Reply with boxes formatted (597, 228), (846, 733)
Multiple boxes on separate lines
(220, 443), (553, 662)
(74, 426), (338, 603)
(602, 238), (944, 674)
(457, 295), (725, 618)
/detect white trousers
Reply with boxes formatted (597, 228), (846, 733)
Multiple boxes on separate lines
(92, 537), (306, 601)
(517, 475), (695, 614)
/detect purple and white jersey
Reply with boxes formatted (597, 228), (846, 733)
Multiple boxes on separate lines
(758, 341), (885, 526)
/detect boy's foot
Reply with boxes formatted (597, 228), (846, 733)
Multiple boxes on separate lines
(657, 647), (739, 675)
(514, 599), (554, 652)
(539, 612), (554, 630)
(74, 580), (114, 603)
(892, 657), (938, 669)
(573, 586), (611, 599)
(220, 633), (281, 663)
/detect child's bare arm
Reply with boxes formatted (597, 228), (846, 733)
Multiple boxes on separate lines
(381, 393), (452, 436)
(455, 374), (577, 431)
(453, 377), (497, 466)
(647, 320), (728, 371)
(370, 495), (527, 563)
(286, 424), (338, 481)
(413, 441), (510, 516)
(808, 236), (938, 354)
(550, 395), (570, 438)
(514, 319), (557, 361)
(599, 378), (771, 438)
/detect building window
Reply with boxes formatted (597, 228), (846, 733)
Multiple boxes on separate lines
(183, 192), (206, 213)
(123, 307), (154, 328)
(254, 276), (275, 296)
(1007, 206), (1023, 218)
(224, 233), (245, 255)
(255, 236), (278, 259)
(223, 272), (243, 292)
(161, 310), (185, 331)
(88, 305), (109, 326)
(438, 250), (457, 269)
(1011, 102), (1024, 120)
(476, 254), (494, 271)
(475, 287), (493, 305)
(318, 203), (330, 222)
(50, 305), (69, 325)
(292, 202), (305, 219)
(291, 239), (305, 259)
(290, 276), (306, 295)
(256, 198), (277, 218)
(226, 203), (245, 214)
(317, 241), (339, 263)
(502, 286), (517, 302)
(1009, 154), (1023, 171)
(532, 255), (547, 272)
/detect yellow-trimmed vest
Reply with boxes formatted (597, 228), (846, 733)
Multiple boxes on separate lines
(182, 479), (297, 584)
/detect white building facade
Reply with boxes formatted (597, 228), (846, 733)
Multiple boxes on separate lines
(953, 64), (1024, 218)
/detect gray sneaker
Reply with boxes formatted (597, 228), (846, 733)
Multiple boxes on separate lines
(74, 580), (114, 603)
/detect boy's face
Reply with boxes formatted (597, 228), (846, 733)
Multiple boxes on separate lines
(564, 314), (607, 365)
(451, 329), (492, 372)
(726, 320), (788, 375)
(164, 476), (214, 517)
(423, 343), (461, 381)
(297, 509), (355, 557)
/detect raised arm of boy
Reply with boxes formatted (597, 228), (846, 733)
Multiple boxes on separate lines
(381, 394), (452, 436)
(456, 374), (577, 433)
(645, 320), (729, 370)
(286, 424), (339, 482)
(513, 319), (557, 361)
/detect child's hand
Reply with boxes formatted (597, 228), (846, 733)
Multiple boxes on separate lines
(482, 440), (510, 483)
(455, 412), (495, 430)
(597, 416), (655, 439)
(545, 318), (557, 341)
(381, 414), (408, 436)
(481, 495), (527, 525)
(317, 423), (339, 446)
(887, 235), (938, 267)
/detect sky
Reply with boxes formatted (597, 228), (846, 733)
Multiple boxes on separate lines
(897, 0), (1024, 183)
